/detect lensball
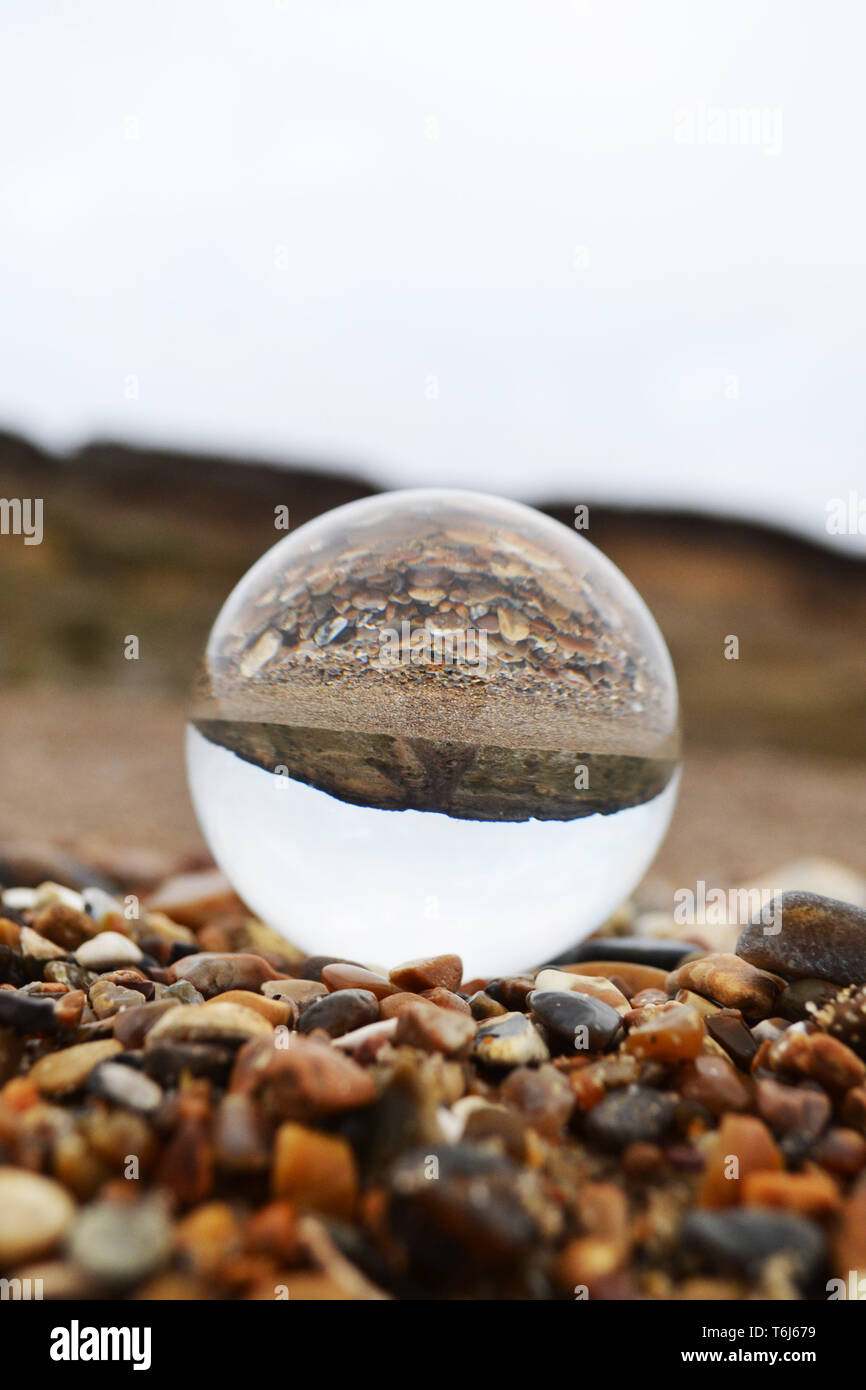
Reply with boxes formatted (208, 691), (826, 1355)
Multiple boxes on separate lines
(187, 489), (680, 977)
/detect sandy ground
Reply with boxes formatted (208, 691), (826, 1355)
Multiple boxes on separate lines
(1, 688), (863, 895)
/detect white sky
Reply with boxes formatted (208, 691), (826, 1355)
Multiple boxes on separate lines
(1, 1), (864, 551)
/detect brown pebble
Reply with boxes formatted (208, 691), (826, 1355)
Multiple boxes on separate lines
(766, 1029), (866, 1092)
(468, 990), (508, 1020)
(395, 999), (476, 1057)
(421, 987), (471, 1014)
(146, 1002), (273, 1047)
(321, 962), (399, 998)
(666, 953), (783, 1022)
(741, 1168), (841, 1218)
(389, 954), (463, 994)
(169, 952), (285, 997)
(231, 1034), (376, 1121)
(679, 1055), (753, 1115)
(705, 1009), (758, 1070)
(113, 999), (180, 1049)
(261, 978), (326, 1006)
(380, 991), (429, 1020)
(29, 1039), (123, 1095)
(558, 960), (669, 994)
(272, 1123), (358, 1217)
(499, 1065), (574, 1139)
(205, 989), (294, 1027)
(813, 1127), (866, 1176)
(699, 1113), (782, 1208)
(754, 1075), (831, 1139)
(624, 1002), (705, 1062)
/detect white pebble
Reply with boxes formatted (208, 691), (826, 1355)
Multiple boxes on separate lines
(75, 931), (143, 968)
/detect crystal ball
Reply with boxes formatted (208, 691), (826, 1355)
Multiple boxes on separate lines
(187, 489), (680, 977)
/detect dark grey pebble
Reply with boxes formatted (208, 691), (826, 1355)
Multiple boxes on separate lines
(388, 1145), (545, 1280)
(528, 989), (621, 1052)
(543, 937), (698, 971)
(0, 990), (59, 1034)
(583, 1084), (679, 1151)
(297, 988), (379, 1038)
(680, 1208), (825, 1285)
(737, 890), (866, 984)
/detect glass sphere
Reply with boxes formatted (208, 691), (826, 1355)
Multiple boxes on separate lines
(187, 489), (680, 977)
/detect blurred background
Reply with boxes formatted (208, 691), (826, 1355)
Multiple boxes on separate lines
(0, 0), (864, 903)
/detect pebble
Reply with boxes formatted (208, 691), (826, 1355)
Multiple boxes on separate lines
(468, 990), (508, 1020)
(499, 1064), (575, 1139)
(766, 1029), (866, 1092)
(472, 1012), (550, 1068)
(623, 1002), (705, 1062)
(145, 868), (241, 928)
(678, 1055), (753, 1115)
(528, 989), (622, 1052)
(666, 953), (783, 1022)
(145, 1002), (273, 1047)
(741, 1169), (841, 1218)
(113, 999), (180, 1049)
(321, 962), (399, 998)
(754, 1075), (831, 1139)
(262, 978), (327, 1005)
(232, 1034), (376, 1121)
(562, 936), (697, 970)
(699, 1113), (783, 1209)
(87, 1059), (164, 1114)
(144, 1041), (235, 1086)
(681, 1208), (825, 1285)
(583, 1084), (679, 1151)
(68, 1197), (172, 1287)
(214, 1093), (270, 1173)
(169, 951), (285, 996)
(0, 1168), (76, 1265)
(812, 1127), (866, 1177)
(380, 991), (434, 1019)
(82, 886), (126, 924)
(272, 1123), (358, 1217)
(484, 976), (536, 1011)
(736, 890), (866, 984)
(387, 1145), (553, 1278)
(778, 977), (840, 1021)
(394, 999), (476, 1057)
(207, 989), (294, 1027)
(163, 979), (205, 1004)
(421, 987), (471, 1014)
(332, 1018), (399, 1059)
(19, 926), (67, 960)
(533, 969), (630, 1015)
(89, 979), (147, 1020)
(31, 901), (98, 949)
(298, 988), (379, 1038)
(389, 954), (463, 994)
(29, 1038), (123, 1095)
(558, 960), (669, 995)
(0, 989), (60, 1034)
(75, 931), (143, 968)
(705, 1009), (759, 1070)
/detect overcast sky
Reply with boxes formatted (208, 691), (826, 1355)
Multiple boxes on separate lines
(1, 1), (864, 551)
